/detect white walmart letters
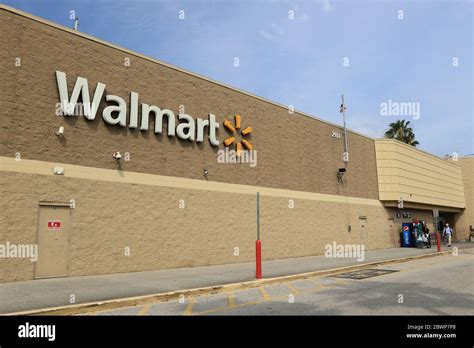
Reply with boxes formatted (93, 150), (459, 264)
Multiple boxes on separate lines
(55, 71), (220, 146)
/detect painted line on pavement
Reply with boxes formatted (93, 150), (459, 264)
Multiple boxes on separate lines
(183, 298), (196, 316)
(138, 304), (151, 316)
(285, 283), (300, 295)
(227, 292), (236, 308)
(259, 286), (271, 301)
(194, 282), (340, 316)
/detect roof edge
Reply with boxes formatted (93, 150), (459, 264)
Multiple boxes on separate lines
(374, 138), (463, 170)
(0, 3), (374, 141)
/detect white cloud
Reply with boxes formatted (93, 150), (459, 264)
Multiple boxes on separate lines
(259, 30), (277, 42)
(322, 0), (333, 13)
(258, 23), (286, 42)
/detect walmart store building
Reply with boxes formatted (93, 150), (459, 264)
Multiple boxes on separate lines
(1, 5), (473, 283)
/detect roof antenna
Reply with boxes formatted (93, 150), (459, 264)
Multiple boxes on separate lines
(73, 17), (79, 31)
(340, 94), (349, 163)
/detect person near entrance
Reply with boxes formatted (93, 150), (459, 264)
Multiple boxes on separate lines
(422, 222), (431, 248)
(443, 223), (453, 247)
(412, 219), (423, 248)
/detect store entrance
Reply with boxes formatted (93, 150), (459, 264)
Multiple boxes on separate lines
(438, 212), (456, 238)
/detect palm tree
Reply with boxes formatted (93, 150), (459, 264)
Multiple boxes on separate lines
(384, 120), (419, 147)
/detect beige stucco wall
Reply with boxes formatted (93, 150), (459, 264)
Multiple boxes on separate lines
(452, 158), (474, 240)
(375, 139), (465, 209)
(0, 157), (397, 283)
(0, 6), (393, 283)
(1, 5), (469, 284)
(0, 5), (379, 200)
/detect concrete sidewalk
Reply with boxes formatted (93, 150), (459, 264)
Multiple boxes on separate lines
(1, 243), (471, 314)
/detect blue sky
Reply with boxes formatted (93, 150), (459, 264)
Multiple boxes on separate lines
(4, 0), (473, 156)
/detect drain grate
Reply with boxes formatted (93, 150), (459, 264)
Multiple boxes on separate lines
(332, 269), (399, 280)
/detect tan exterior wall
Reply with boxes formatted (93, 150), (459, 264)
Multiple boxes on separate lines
(0, 157), (396, 283)
(0, 6), (379, 200)
(0, 5), (470, 284)
(452, 158), (474, 240)
(375, 139), (465, 209)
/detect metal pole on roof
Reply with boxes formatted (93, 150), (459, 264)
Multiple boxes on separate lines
(341, 94), (349, 163)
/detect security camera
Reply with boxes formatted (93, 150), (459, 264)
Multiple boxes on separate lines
(112, 152), (122, 160)
(337, 168), (347, 181)
(56, 126), (64, 136)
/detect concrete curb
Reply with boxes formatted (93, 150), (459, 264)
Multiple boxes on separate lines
(4, 249), (458, 316)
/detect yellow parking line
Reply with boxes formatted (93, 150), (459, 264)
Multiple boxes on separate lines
(285, 283), (300, 295)
(259, 286), (271, 300)
(138, 304), (151, 316)
(308, 279), (323, 287)
(195, 305), (229, 315)
(184, 298), (196, 316)
(333, 278), (348, 285)
(195, 287), (273, 316)
(195, 297), (269, 316)
(227, 292), (236, 308)
(182, 256), (474, 316)
(309, 278), (338, 291)
(195, 287), (303, 316)
(193, 279), (351, 316)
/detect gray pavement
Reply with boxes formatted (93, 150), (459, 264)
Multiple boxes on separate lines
(1, 242), (472, 314)
(208, 249), (474, 315)
(96, 248), (474, 316)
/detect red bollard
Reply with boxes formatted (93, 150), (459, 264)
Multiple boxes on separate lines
(436, 232), (441, 252)
(255, 240), (262, 279)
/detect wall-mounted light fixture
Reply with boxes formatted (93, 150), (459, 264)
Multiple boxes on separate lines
(203, 168), (209, 177)
(112, 152), (122, 160)
(56, 126), (64, 136)
(337, 168), (346, 181)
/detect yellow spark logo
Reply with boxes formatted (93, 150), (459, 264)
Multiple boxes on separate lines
(223, 114), (254, 154)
